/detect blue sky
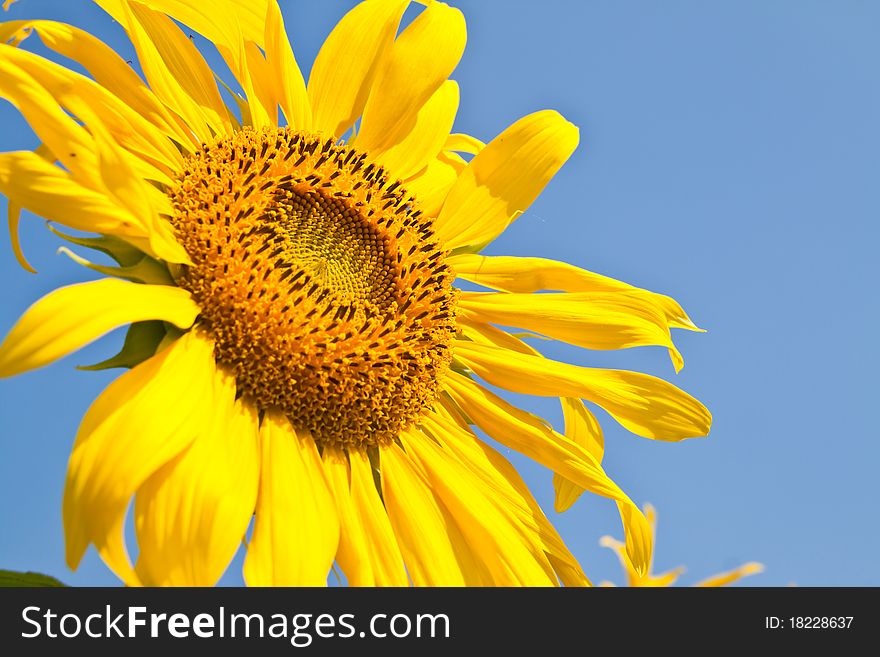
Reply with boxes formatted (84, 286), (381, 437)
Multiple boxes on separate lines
(1, 0), (878, 586)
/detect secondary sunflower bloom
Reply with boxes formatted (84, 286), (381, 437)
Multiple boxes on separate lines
(600, 504), (764, 587)
(0, 0), (712, 586)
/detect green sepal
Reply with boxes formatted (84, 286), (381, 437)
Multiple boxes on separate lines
(58, 246), (175, 285)
(46, 222), (145, 266)
(78, 321), (167, 371)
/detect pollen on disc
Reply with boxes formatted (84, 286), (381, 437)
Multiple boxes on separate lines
(168, 127), (457, 448)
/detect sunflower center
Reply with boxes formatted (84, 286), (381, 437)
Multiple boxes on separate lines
(168, 127), (457, 448)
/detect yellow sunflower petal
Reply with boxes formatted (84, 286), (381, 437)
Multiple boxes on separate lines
(0, 279), (199, 378)
(96, 0), (268, 46)
(2, 41), (181, 245)
(599, 533), (685, 587)
(600, 504), (689, 587)
(644, 567), (687, 587)
(239, 39), (276, 129)
(243, 414), (339, 586)
(374, 80), (459, 181)
(4, 19), (192, 151)
(349, 451), (408, 585)
(62, 330), (216, 584)
(445, 132), (484, 155)
(264, 0), (311, 131)
(0, 39), (185, 178)
(98, 0), (279, 130)
(400, 427), (557, 586)
(6, 201), (35, 273)
(109, 2), (232, 142)
(133, 369), (259, 586)
(307, 0), (409, 138)
(562, 397), (604, 460)
(324, 448), (408, 587)
(444, 370), (653, 575)
(454, 340), (712, 441)
(424, 408), (590, 586)
(1, 141), (52, 276)
(450, 253), (702, 332)
(457, 317), (544, 357)
(404, 150), (464, 217)
(444, 373), (618, 499)
(321, 450), (367, 585)
(694, 562), (764, 587)
(0, 47), (100, 185)
(0, 151), (145, 240)
(599, 535), (640, 586)
(459, 290), (684, 371)
(435, 110), (579, 250)
(356, 2), (466, 156)
(379, 442), (471, 586)
(69, 100), (187, 264)
(553, 398), (605, 512)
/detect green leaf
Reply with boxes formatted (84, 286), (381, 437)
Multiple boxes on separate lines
(0, 570), (67, 587)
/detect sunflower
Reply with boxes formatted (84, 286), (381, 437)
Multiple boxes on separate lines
(599, 504), (764, 587)
(0, 0), (712, 586)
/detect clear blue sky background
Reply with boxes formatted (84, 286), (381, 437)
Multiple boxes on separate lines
(1, 0), (877, 587)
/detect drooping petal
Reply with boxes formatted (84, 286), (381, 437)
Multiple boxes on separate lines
(243, 414), (339, 586)
(450, 253), (702, 332)
(0, 41), (185, 195)
(3, 19), (193, 151)
(97, 0), (280, 131)
(400, 427), (557, 586)
(6, 144), (49, 275)
(6, 201), (34, 273)
(324, 448), (408, 586)
(0, 151), (144, 240)
(356, 2), (466, 156)
(553, 398), (605, 512)
(457, 317), (544, 357)
(459, 289), (683, 371)
(106, 2), (233, 142)
(454, 340), (712, 441)
(444, 370), (653, 574)
(69, 99), (188, 263)
(0, 279), (200, 378)
(444, 374), (619, 499)
(434, 110), (579, 250)
(0, 48), (101, 186)
(134, 370), (260, 586)
(379, 442), (472, 586)
(63, 330), (217, 584)
(307, 0), (409, 138)
(430, 402), (591, 586)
